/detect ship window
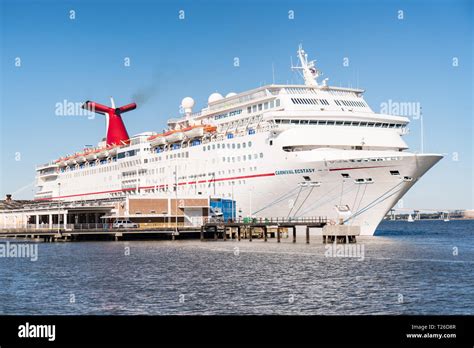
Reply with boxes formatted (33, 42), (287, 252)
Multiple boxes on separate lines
(232, 143), (236, 149)
(374, 123), (382, 127)
(270, 100), (274, 108)
(291, 120), (299, 124)
(360, 122), (368, 126)
(336, 121), (343, 125)
(252, 105), (257, 112)
(341, 173), (350, 178)
(327, 121), (335, 125)
(276, 99), (280, 107)
(243, 142), (246, 148)
(309, 120), (317, 124)
(264, 102), (269, 109)
(247, 106), (251, 113)
(303, 176), (311, 181)
(258, 104), (263, 111)
(382, 123), (389, 128)
(259, 153), (263, 158)
(368, 122), (375, 126)
(390, 170), (400, 175)
(300, 120), (309, 124)
(237, 143), (241, 149)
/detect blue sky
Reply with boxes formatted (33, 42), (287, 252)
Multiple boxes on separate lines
(1, 0), (472, 209)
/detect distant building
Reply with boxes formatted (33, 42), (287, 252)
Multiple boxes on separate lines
(464, 210), (474, 219)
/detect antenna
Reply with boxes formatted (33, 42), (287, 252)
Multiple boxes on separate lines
(290, 44), (322, 87)
(420, 107), (424, 153)
(272, 63), (275, 84)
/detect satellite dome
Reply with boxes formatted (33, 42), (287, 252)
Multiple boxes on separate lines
(181, 97), (195, 115)
(208, 92), (224, 104)
(225, 92), (237, 98)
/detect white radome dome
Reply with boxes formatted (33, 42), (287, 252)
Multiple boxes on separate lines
(181, 97), (195, 109)
(208, 92), (224, 104)
(181, 97), (195, 115)
(226, 92), (237, 98)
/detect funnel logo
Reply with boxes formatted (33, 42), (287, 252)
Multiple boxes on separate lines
(81, 99), (136, 146)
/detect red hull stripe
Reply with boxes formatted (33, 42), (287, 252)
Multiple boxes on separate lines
(36, 172), (276, 201)
(35, 167), (390, 201)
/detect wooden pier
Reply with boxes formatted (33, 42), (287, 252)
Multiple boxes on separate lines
(200, 217), (330, 244)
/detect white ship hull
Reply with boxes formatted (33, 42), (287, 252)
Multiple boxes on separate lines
(35, 128), (441, 235)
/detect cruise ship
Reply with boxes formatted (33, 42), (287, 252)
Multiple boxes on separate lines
(34, 46), (442, 235)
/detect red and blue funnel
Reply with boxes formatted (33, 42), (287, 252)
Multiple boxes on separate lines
(82, 99), (136, 146)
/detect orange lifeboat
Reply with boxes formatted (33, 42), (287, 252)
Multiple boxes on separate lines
(183, 125), (217, 138)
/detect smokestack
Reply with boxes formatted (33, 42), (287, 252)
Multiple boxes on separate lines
(82, 99), (137, 146)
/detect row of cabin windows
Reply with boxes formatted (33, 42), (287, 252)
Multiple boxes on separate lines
(204, 141), (253, 151)
(290, 97), (330, 106)
(334, 99), (366, 107)
(246, 99), (281, 114)
(222, 153), (264, 162)
(274, 119), (404, 128)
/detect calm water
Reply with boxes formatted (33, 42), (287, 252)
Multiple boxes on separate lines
(0, 220), (473, 315)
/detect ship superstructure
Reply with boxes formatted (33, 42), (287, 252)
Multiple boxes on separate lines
(35, 45), (442, 235)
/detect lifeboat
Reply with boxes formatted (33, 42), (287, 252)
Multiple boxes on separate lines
(85, 150), (98, 161)
(55, 158), (67, 167)
(97, 149), (109, 159)
(66, 156), (77, 166)
(108, 146), (119, 157)
(164, 130), (184, 143)
(148, 134), (167, 146)
(183, 125), (217, 139)
(76, 153), (87, 163)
